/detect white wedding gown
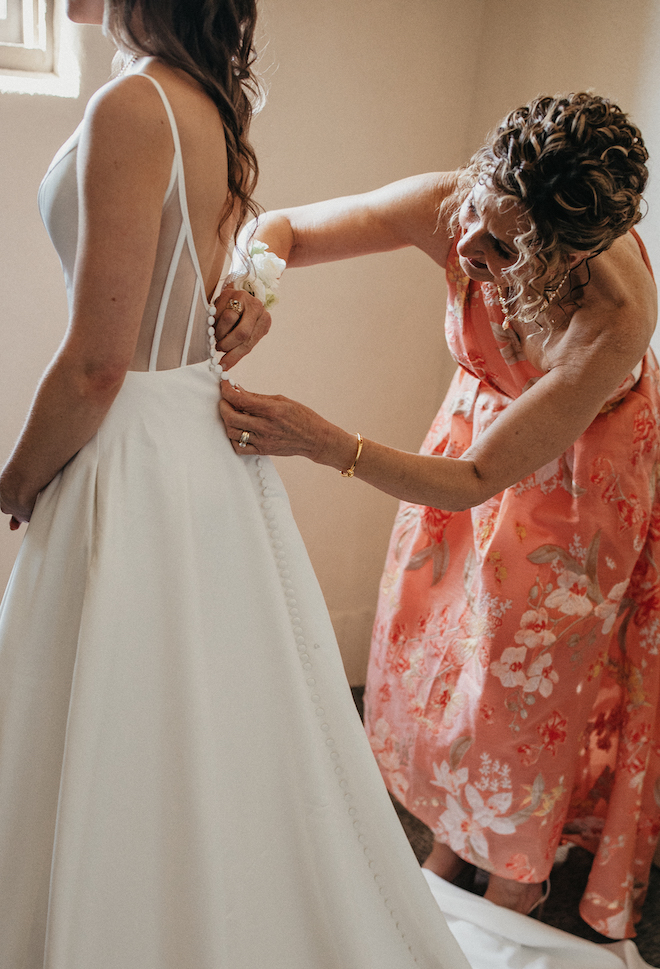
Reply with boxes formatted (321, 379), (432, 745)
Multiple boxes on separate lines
(0, 73), (471, 969)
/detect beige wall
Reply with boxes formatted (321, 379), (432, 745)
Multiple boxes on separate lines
(635, 0), (660, 303)
(1, 0), (659, 684)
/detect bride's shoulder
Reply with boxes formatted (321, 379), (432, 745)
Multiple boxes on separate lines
(84, 59), (207, 123)
(82, 70), (169, 137)
(76, 73), (175, 186)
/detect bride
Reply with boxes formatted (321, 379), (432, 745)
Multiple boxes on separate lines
(0, 1), (470, 967)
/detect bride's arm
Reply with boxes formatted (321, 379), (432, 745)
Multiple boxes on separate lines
(0, 78), (173, 527)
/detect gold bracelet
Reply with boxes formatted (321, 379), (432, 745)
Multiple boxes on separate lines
(340, 432), (363, 477)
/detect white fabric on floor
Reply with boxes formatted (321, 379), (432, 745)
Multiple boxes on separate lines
(423, 870), (658, 969)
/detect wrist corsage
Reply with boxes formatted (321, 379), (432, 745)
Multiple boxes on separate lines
(233, 241), (287, 308)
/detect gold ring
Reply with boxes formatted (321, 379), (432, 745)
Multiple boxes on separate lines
(228, 298), (244, 315)
(238, 430), (250, 448)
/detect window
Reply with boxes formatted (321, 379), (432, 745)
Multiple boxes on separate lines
(0, 0), (80, 97)
(0, 0), (52, 72)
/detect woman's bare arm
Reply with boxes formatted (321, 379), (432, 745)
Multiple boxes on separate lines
(0, 77), (174, 525)
(220, 241), (656, 511)
(215, 171), (457, 357)
(246, 172), (457, 268)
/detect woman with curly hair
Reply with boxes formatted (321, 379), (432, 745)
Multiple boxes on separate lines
(0, 3), (472, 968)
(219, 92), (660, 938)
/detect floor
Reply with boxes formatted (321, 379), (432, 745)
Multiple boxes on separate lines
(351, 687), (660, 967)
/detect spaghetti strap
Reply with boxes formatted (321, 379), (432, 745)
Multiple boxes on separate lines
(136, 74), (212, 310)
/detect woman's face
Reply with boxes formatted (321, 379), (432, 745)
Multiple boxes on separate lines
(66, 0), (105, 25)
(457, 181), (528, 284)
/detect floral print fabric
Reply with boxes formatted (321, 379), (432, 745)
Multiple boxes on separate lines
(364, 233), (660, 939)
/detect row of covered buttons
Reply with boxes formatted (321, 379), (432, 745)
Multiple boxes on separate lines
(253, 455), (418, 960)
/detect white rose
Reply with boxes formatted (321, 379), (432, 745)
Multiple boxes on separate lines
(233, 241), (286, 307)
(251, 249), (286, 289)
(248, 239), (269, 256)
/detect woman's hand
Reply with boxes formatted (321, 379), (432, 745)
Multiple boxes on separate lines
(214, 288), (271, 370)
(219, 381), (352, 465)
(0, 472), (35, 530)
(219, 380), (492, 511)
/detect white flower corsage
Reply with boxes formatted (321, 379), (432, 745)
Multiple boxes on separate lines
(233, 241), (286, 308)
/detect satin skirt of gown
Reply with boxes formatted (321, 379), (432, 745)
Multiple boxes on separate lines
(0, 362), (469, 969)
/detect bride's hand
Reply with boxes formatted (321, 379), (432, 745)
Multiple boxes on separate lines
(219, 381), (332, 462)
(214, 288), (271, 370)
(0, 479), (33, 530)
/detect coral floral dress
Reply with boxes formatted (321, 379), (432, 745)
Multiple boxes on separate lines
(364, 231), (660, 940)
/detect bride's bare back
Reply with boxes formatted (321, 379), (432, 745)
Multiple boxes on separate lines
(75, 59), (233, 374)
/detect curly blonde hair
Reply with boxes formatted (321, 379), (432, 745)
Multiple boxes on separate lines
(444, 92), (649, 323)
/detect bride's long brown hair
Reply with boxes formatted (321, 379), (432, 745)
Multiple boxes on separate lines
(105, 0), (262, 238)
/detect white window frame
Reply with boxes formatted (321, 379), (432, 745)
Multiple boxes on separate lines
(0, 0), (51, 72)
(0, 0), (80, 98)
